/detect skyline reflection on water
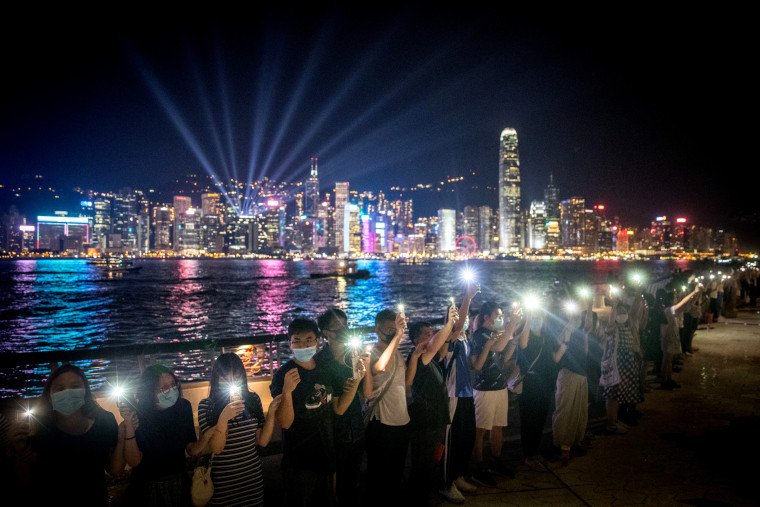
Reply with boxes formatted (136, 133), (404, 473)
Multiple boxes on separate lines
(0, 258), (703, 398)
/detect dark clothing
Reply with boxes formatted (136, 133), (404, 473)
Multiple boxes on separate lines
(558, 329), (587, 376)
(406, 354), (450, 430)
(270, 360), (336, 473)
(517, 329), (557, 458)
(518, 374), (553, 457)
(133, 398), (197, 482)
(365, 420), (409, 507)
(471, 327), (509, 391)
(31, 408), (118, 506)
(443, 396), (476, 485)
(314, 346), (365, 444)
(314, 346), (365, 507)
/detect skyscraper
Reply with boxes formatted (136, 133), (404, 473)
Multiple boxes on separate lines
(304, 157), (320, 218)
(334, 182), (349, 254)
(498, 128), (521, 253)
(437, 208), (456, 254)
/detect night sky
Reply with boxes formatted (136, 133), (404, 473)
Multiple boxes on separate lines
(1, 7), (756, 246)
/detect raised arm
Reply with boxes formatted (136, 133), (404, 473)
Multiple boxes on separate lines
(421, 305), (458, 365)
(373, 312), (407, 373)
(256, 394), (281, 447)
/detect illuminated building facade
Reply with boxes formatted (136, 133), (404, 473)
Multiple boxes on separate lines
(477, 206), (492, 254)
(334, 182), (350, 254)
(36, 215), (89, 253)
(437, 208), (456, 253)
(560, 197), (586, 250)
(498, 128), (521, 253)
(304, 157), (320, 218)
(543, 174), (560, 251)
(528, 200), (547, 250)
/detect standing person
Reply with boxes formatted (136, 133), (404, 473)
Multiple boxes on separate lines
(405, 306), (458, 505)
(440, 283), (480, 501)
(659, 286), (702, 390)
(365, 308), (410, 506)
(198, 353), (281, 507)
(551, 300), (592, 459)
(8, 364), (119, 506)
(601, 302), (643, 434)
(516, 297), (559, 471)
(470, 301), (520, 486)
(316, 308), (370, 507)
(270, 317), (362, 507)
(116, 364), (213, 506)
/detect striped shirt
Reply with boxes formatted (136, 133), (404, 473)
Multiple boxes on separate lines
(198, 395), (265, 507)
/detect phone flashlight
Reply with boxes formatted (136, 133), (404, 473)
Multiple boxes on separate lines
(229, 385), (242, 402)
(461, 268), (474, 283)
(397, 304), (405, 314)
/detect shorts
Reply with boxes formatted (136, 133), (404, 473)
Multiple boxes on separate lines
(473, 388), (508, 430)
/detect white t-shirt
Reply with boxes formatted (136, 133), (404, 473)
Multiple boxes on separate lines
(370, 347), (410, 426)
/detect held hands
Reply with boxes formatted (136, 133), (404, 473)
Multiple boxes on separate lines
(283, 368), (301, 395)
(268, 394), (283, 416)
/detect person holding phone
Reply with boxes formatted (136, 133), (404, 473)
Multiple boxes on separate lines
(8, 364), (119, 506)
(115, 364), (214, 506)
(197, 353), (281, 506)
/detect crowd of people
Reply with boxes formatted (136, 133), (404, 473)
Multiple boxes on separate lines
(1, 264), (757, 506)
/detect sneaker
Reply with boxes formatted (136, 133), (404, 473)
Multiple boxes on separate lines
(438, 483), (465, 504)
(525, 456), (548, 472)
(488, 458), (516, 478)
(454, 476), (477, 494)
(472, 467), (497, 487)
(605, 424), (627, 434)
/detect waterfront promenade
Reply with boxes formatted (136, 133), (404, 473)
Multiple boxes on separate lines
(252, 307), (759, 506)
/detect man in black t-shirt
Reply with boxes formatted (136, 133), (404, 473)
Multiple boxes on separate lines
(271, 318), (363, 506)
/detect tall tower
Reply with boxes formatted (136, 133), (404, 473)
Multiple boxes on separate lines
(304, 157), (320, 218)
(498, 128), (521, 253)
(334, 182), (349, 254)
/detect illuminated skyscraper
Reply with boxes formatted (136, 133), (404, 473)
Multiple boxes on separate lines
(334, 182), (350, 254)
(304, 157), (320, 218)
(437, 209), (456, 254)
(498, 128), (521, 253)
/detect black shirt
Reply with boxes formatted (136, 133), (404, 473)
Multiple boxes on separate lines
(470, 327), (509, 391)
(31, 408), (118, 506)
(314, 345), (365, 444)
(134, 397), (197, 480)
(406, 353), (450, 430)
(270, 360), (336, 472)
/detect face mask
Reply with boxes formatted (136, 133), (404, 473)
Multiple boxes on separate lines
(462, 317), (469, 332)
(530, 318), (543, 333)
(156, 386), (179, 409)
(293, 345), (317, 362)
(51, 388), (86, 415)
(615, 315), (629, 325)
(493, 317), (504, 329)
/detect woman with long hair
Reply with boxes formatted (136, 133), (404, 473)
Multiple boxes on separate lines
(8, 364), (119, 505)
(116, 364), (213, 506)
(197, 353), (280, 506)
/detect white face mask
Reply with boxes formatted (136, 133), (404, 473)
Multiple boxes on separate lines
(615, 314), (629, 325)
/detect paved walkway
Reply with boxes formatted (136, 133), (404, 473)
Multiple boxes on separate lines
(260, 307), (760, 506)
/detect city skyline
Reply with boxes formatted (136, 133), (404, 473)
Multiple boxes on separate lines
(1, 7), (756, 246)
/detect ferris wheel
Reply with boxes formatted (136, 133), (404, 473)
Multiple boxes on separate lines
(455, 235), (477, 257)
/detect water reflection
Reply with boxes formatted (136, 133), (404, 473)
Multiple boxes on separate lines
(0, 258), (714, 398)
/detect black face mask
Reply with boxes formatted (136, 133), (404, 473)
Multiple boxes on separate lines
(383, 331), (396, 344)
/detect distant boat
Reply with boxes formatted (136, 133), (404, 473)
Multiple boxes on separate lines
(310, 260), (370, 279)
(398, 257), (429, 265)
(89, 256), (141, 273)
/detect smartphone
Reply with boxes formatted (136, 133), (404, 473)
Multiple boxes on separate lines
(351, 347), (362, 380)
(229, 385), (242, 402)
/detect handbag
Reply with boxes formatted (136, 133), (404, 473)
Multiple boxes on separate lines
(599, 332), (621, 387)
(191, 454), (213, 507)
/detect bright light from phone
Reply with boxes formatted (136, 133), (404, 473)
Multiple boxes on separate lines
(347, 337), (363, 349)
(461, 268), (474, 283)
(524, 294), (540, 310)
(578, 287), (591, 299)
(397, 304), (404, 313)
(564, 301), (579, 314)
(112, 386), (125, 399)
(609, 286), (620, 295)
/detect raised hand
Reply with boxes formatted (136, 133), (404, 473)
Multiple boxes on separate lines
(268, 394), (283, 415)
(220, 399), (245, 424)
(283, 368), (301, 395)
